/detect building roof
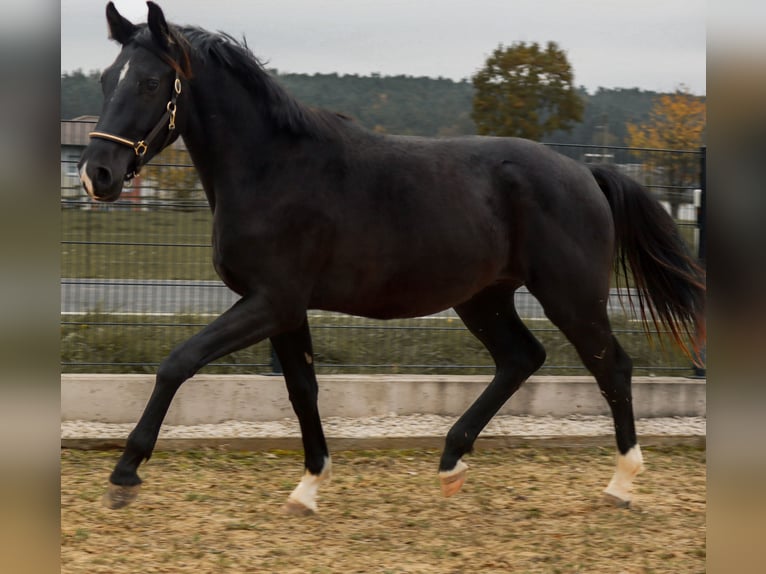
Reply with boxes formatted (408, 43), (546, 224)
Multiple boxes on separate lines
(61, 118), (96, 147)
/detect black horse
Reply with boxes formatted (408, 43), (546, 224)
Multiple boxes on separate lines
(79, 2), (705, 514)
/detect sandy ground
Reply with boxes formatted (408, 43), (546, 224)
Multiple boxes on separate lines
(61, 445), (705, 573)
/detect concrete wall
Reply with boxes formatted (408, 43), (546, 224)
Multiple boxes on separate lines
(61, 374), (705, 425)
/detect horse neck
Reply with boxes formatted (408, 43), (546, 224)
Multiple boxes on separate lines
(179, 66), (282, 206)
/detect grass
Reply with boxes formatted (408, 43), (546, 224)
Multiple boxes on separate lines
(60, 312), (695, 376)
(61, 446), (707, 574)
(61, 208), (700, 282)
(61, 207), (701, 376)
(62, 208), (216, 280)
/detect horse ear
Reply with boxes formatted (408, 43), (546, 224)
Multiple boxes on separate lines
(147, 1), (173, 51)
(106, 1), (137, 45)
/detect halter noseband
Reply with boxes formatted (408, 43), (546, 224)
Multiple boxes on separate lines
(89, 75), (182, 181)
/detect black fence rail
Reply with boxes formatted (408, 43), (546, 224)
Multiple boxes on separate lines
(61, 144), (705, 376)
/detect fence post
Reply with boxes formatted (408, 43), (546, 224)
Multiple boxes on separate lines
(693, 146), (706, 378)
(270, 343), (283, 375)
(697, 146), (706, 266)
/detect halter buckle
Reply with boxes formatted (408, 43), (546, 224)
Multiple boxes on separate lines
(134, 141), (148, 156)
(167, 101), (177, 130)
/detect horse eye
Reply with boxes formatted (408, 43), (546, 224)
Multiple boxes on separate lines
(143, 79), (160, 92)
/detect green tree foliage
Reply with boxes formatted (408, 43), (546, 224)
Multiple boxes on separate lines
(277, 72), (474, 136)
(61, 68), (676, 149)
(61, 68), (475, 136)
(144, 147), (202, 203)
(547, 87), (658, 147)
(61, 69), (103, 119)
(472, 42), (584, 140)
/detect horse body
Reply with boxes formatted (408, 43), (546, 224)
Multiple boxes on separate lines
(79, 2), (704, 515)
(199, 120), (610, 321)
(317, 135), (514, 316)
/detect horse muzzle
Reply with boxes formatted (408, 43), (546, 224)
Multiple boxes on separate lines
(78, 158), (128, 202)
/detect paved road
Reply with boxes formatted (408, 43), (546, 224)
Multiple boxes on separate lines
(62, 279), (638, 320)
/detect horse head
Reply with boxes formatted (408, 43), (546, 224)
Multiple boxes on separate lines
(78, 2), (188, 201)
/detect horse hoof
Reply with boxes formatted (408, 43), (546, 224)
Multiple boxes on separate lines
(282, 498), (315, 516)
(101, 483), (140, 510)
(439, 460), (468, 497)
(602, 491), (631, 509)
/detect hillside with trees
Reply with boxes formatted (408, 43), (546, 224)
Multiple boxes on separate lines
(61, 70), (104, 119)
(546, 87), (661, 146)
(61, 69), (691, 147)
(278, 72), (475, 137)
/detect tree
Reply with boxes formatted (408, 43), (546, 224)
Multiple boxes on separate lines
(61, 70), (104, 119)
(471, 42), (584, 140)
(144, 147), (203, 205)
(626, 86), (706, 218)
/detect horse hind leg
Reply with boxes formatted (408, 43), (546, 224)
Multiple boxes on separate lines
(531, 283), (644, 507)
(270, 317), (332, 515)
(599, 338), (645, 506)
(439, 286), (546, 496)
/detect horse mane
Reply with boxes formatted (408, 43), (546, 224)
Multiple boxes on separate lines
(135, 24), (349, 140)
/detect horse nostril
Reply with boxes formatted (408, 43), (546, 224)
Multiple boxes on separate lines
(95, 166), (113, 188)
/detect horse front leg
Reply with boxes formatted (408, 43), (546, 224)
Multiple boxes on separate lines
(270, 316), (331, 515)
(103, 295), (300, 509)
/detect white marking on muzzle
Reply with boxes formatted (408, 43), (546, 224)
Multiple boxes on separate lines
(79, 161), (96, 199)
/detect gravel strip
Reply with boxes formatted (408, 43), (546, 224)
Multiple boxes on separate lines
(61, 414), (705, 440)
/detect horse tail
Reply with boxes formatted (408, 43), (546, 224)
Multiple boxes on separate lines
(588, 165), (706, 362)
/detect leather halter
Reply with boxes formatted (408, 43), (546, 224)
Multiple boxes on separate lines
(89, 75), (182, 180)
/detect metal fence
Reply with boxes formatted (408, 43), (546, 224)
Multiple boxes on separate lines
(61, 144), (705, 376)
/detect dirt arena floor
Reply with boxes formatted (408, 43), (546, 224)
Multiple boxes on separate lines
(61, 446), (705, 573)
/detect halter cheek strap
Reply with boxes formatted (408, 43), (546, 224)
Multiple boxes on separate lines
(89, 75), (182, 181)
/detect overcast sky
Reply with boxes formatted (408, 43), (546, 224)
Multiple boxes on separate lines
(61, 0), (706, 95)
